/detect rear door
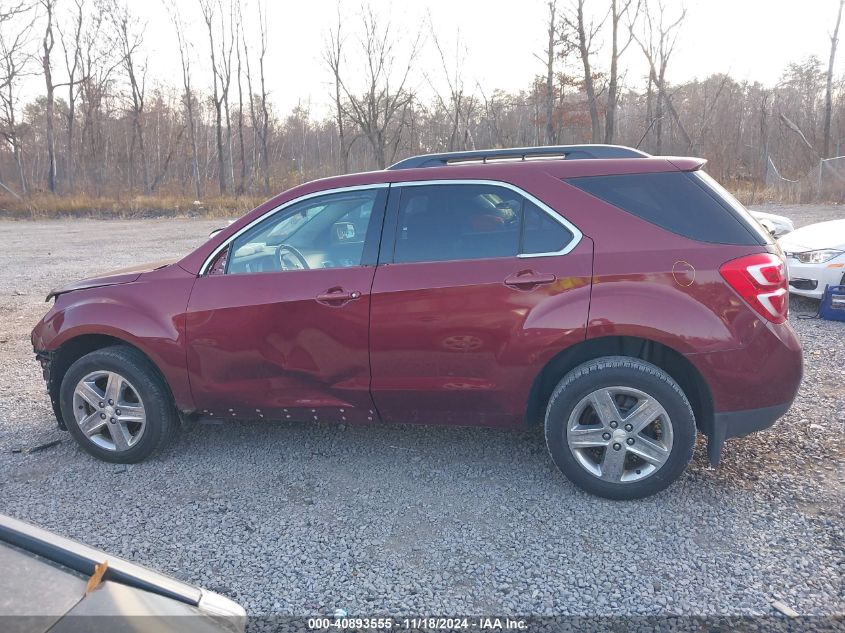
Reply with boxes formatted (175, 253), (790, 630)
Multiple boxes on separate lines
(186, 185), (387, 423)
(369, 181), (593, 427)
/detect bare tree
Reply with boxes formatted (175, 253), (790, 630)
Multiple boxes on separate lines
(1, 3), (29, 24)
(40, 0), (58, 193)
(564, 0), (605, 143)
(200, 0), (228, 195)
(218, 0), (234, 189)
(543, 1), (557, 144)
(0, 0), (843, 204)
(428, 17), (474, 151)
(339, 7), (421, 169)
(111, 1), (150, 193)
(823, 0), (844, 158)
(167, 1), (201, 199)
(759, 90), (771, 180)
(779, 111), (818, 155)
(324, 5), (350, 172)
(57, 0), (87, 193)
(234, 5), (245, 194)
(76, 1), (117, 196)
(257, 0), (269, 193)
(632, 0), (688, 153)
(0, 4), (36, 196)
(534, 1), (566, 144)
(605, 0), (639, 143)
(239, 14), (258, 188)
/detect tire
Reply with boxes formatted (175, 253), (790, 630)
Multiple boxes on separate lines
(544, 356), (696, 500)
(59, 346), (176, 463)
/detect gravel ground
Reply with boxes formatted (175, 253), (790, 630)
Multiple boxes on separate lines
(0, 205), (842, 626)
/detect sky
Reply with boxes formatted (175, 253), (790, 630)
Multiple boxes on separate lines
(13, 0), (845, 117)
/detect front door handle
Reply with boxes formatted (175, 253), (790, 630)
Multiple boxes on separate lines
(504, 270), (556, 290)
(316, 287), (362, 306)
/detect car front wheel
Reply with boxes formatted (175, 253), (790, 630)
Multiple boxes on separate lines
(544, 356), (696, 500)
(59, 346), (176, 463)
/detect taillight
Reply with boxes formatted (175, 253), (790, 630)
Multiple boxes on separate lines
(719, 253), (788, 323)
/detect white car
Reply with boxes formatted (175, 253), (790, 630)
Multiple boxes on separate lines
(779, 218), (845, 299)
(750, 210), (795, 237)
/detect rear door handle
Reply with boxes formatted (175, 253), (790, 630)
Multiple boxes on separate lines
(316, 288), (362, 306)
(504, 270), (556, 290)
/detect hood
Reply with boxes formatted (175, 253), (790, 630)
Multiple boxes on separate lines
(46, 258), (177, 301)
(778, 218), (845, 252)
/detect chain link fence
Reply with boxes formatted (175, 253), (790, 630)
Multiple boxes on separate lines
(766, 155), (845, 202)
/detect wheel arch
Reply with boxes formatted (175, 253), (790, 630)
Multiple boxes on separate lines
(525, 335), (714, 435)
(47, 334), (178, 430)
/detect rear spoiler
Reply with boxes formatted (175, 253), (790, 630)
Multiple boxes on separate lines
(667, 157), (708, 171)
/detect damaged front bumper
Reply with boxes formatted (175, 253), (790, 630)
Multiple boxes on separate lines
(34, 349), (65, 430)
(34, 349), (53, 382)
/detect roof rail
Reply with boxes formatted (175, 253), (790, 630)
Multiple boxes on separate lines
(387, 144), (650, 170)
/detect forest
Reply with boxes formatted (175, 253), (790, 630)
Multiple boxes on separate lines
(0, 0), (843, 216)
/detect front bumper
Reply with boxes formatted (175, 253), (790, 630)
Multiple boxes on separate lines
(34, 349), (66, 430)
(786, 256), (845, 299)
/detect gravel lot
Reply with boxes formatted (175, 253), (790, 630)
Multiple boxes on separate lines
(0, 205), (842, 626)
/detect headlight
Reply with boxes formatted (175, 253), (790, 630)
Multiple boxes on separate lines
(793, 249), (844, 264)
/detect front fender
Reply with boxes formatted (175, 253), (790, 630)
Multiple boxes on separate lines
(33, 267), (196, 412)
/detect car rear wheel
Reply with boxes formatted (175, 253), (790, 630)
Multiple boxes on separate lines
(544, 356), (696, 500)
(60, 346), (176, 463)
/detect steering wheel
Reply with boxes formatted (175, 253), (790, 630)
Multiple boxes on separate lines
(276, 244), (310, 271)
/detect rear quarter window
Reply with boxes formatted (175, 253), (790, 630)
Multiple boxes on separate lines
(566, 171), (768, 245)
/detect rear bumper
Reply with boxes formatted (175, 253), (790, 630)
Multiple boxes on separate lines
(684, 318), (802, 466)
(685, 320), (803, 413)
(706, 400), (794, 466)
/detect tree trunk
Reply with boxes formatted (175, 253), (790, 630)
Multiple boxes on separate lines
(823, 0), (843, 158)
(544, 0), (557, 144)
(574, 0), (601, 142)
(258, 3), (270, 194)
(241, 30), (258, 187)
(604, 0), (626, 144)
(13, 137), (26, 196)
(759, 91), (770, 184)
(235, 37), (246, 195)
(202, 2), (227, 195)
(42, 0), (57, 193)
(66, 96), (75, 191)
(655, 76), (663, 153)
(645, 74), (653, 149)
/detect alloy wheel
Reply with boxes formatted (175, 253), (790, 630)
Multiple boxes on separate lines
(566, 386), (673, 483)
(72, 371), (147, 452)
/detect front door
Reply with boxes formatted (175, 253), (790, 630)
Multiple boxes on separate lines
(369, 182), (593, 427)
(186, 186), (387, 424)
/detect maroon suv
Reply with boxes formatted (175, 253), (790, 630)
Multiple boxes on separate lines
(31, 145), (802, 499)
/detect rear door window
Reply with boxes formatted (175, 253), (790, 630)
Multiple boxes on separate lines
(392, 183), (578, 263)
(566, 171), (766, 245)
(522, 200), (574, 254)
(393, 184), (522, 263)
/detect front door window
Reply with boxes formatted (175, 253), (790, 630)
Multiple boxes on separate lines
(226, 189), (380, 274)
